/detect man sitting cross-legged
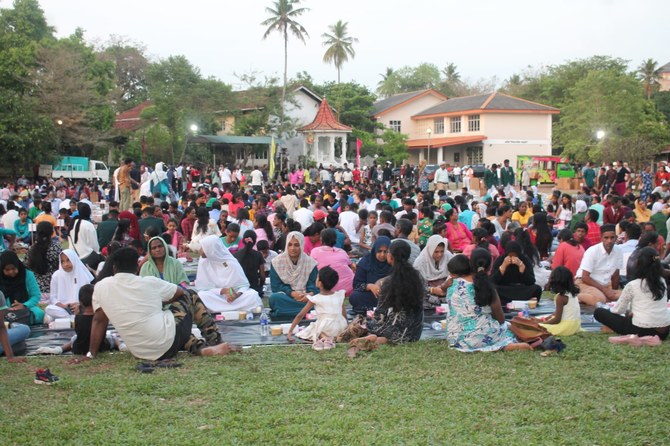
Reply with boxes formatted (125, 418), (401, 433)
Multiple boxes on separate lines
(86, 247), (238, 360)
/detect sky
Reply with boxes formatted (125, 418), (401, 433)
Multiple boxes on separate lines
(21, 0), (670, 92)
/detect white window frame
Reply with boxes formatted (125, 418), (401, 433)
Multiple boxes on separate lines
(468, 114), (480, 132)
(433, 118), (444, 134)
(466, 146), (483, 165)
(450, 116), (461, 133)
(389, 120), (401, 133)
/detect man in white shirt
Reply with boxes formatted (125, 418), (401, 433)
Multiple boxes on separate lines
(575, 224), (622, 305)
(88, 248), (238, 360)
(293, 198), (314, 232)
(452, 164), (461, 188)
(339, 202), (360, 245)
(221, 165), (232, 191)
(433, 162), (449, 191)
(1, 202), (19, 231)
(250, 167), (263, 193)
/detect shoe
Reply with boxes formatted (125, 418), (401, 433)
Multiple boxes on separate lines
(608, 335), (642, 346)
(312, 338), (325, 351)
(321, 338), (335, 350)
(34, 368), (59, 385)
(35, 346), (63, 355)
(639, 335), (662, 346)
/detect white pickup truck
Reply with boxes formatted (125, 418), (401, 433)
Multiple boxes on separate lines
(39, 156), (110, 182)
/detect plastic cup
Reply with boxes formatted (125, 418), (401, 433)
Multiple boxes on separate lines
(270, 325), (282, 336)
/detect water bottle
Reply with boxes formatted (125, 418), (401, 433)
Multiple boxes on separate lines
(259, 311), (269, 337)
(431, 322), (442, 331)
(522, 304), (530, 318)
(246, 311), (254, 321)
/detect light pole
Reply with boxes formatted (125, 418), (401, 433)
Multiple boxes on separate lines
(426, 128), (432, 164)
(179, 124), (199, 164)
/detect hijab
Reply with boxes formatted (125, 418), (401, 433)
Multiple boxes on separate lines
(271, 231), (317, 292)
(634, 199), (651, 223)
(149, 162), (168, 184)
(575, 199), (588, 214)
(140, 236), (188, 285)
(119, 211), (140, 240)
(0, 251), (29, 303)
(357, 236), (392, 283)
(413, 235), (452, 281)
(195, 235), (249, 290)
(50, 249), (94, 302)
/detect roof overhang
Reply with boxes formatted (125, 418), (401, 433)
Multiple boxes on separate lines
(407, 135), (486, 149)
(412, 109), (560, 120)
(373, 89), (448, 119)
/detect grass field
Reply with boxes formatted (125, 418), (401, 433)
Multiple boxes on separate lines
(1, 333), (669, 445)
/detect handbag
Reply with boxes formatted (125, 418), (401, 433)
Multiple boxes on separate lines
(510, 316), (551, 344)
(4, 307), (32, 325)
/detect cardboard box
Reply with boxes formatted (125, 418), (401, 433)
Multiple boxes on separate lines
(556, 178), (571, 190)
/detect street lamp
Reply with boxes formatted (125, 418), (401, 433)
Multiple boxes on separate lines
(426, 128), (432, 164)
(179, 124), (200, 164)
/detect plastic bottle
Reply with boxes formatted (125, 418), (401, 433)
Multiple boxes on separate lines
(259, 311), (269, 337)
(246, 311), (254, 321)
(522, 304), (530, 318)
(431, 322), (442, 331)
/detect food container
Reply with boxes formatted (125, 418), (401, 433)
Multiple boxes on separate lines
(435, 306), (446, 314)
(270, 325), (282, 336)
(441, 320), (446, 330)
(53, 318), (71, 329)
(528, 299), (538, 309)
(221, 311), (239, 321)
(238, 312), (247, 320)
(281, 323), (292, 335)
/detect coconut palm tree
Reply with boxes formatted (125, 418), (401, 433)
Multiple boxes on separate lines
(261, 0), (309, 122)
(376, 67), (397, 98)
(637, 58), (661, 99)
(321, 20), (358, 84)
(442, 62), (461, 85)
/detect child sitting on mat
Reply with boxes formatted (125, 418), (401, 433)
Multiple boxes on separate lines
(36, 284), (125, 355)
(538, 266), (581, 336)
(287, 266), (347, 350)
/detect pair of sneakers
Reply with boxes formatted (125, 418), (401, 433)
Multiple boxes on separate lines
(313, 337), (335, 351)
(608, 334), (662, 346)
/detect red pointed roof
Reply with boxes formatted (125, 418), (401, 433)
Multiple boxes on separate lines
(298, 98), (352, 132)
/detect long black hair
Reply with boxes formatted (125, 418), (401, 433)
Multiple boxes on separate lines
(633, 247), (666, 301)
(72, 202), (91, 244)
(26, 221), (54, 275)
(514, 228), (540, 266)
(238, 230), (257, 257)
(470, 248), (497, 307)
(380, 241), (423, 312)
(471, 228), (490, 250)
(195, 206), (210, 234)
(254, 214), (274, 243)
(548, 266), (579, 296)
(531, 212), (552, 256)
(557, 228), (579, 247)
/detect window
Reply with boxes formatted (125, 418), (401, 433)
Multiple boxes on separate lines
(453, 153), (460, 164)
(450, 116), (461, 133)
(468, 114), (480, 132)
(433, 118), (444, 134)
(466, 146), (483, 165)
(389, 120), (401, 133)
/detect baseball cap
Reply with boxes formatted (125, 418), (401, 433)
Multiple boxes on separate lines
(314, 210), (327, 221)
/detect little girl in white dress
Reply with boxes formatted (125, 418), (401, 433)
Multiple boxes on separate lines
(287, 266), (347, 350)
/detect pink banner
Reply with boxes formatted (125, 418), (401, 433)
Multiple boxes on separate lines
(356, 138), (362, 169)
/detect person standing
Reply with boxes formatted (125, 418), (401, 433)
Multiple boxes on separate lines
(452, 164), (461, 188)
(118, 158), (137, 212)
(582, 162), (596, 189)
(434, 162), (449, 191)
(484, 164), (499, 194)
(500, 159), (515, 193)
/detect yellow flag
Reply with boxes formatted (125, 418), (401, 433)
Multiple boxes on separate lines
(269, 137), (276, 180)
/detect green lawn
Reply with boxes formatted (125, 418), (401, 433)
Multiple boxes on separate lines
(1, 334), (669, 445)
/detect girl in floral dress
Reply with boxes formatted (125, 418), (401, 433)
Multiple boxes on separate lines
(445, 250), (530, 352)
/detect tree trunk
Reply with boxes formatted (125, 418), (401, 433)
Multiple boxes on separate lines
(337, 66), (340, 84)
(281, 27), (288, 133)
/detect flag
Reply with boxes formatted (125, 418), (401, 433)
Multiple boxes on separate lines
(356, 138), (362, 169)
(269, 136), (276, 180)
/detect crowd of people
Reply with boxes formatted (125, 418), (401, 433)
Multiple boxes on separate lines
(2, 157), (670, 363)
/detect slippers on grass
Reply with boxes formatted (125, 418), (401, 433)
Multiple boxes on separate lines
(136, 359), (183, 373)
(135, 363), (155, 373)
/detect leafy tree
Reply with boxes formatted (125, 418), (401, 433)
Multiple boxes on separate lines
(556, 70), (668, 162)
(99, 36), (150, 110)
(395, 63), (441, 92)
(637, 58), (661, 100)
(317, 82), (378, 133)
(261, 0), (309, 123)
(653, 91), (670, 124)
(376, 67), (398, 98)
(438, 62), (462, 96)
(321, 20), (358, 84)
(379, 129), (408, 165)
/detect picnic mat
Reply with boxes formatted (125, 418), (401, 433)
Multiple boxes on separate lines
(22, 300), (604, 355)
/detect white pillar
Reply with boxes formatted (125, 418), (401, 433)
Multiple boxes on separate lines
(329, 135), (336, 164)
(442, 147), (447, 164)
(419, 148), (425, 163)
(340, 134), (348, 165)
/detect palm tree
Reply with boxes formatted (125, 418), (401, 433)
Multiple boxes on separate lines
(321, 20), (358, 83)
(637, 58), (661, 99)
(261, 0), (309, 123)
(377, 67), (397, 98)
(442, 62), (461, 85)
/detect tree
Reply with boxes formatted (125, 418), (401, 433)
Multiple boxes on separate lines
(555, 70), (668, 163)
(637, 58), (661, 100)
(321, 20), (358, 84)
(261, 0), (309, 126)
(99, 36), (150, 111)
(438, 62), (462, 96)
(653, 91), (670, 124)
(376, 67), (398, 98)
(379, 129), (408, 165)
(316, 82), (378, 133)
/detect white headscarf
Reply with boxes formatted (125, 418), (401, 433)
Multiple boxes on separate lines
(413, 235), (452, 282)
(575, 199), (587, 214)
(49, 249), (94, 305)
(195, 235), (249, 290)
(271, 231), (317, 292)
(149, 162), (168, 184)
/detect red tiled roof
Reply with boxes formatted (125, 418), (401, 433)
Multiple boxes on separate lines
(298, 99), (352, 132)
(113, 100), (153, 131)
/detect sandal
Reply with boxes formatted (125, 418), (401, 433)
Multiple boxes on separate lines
(321, 338), (335, 350)
(313, 338), (325, 351)
(135, 363), (155, 373)
(349, 337), (378, 352)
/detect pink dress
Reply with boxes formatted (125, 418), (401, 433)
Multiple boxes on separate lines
(310, 246), (354, 296)
(446, 222), (473, 252)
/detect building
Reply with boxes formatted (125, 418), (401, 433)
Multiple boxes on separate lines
(297, 98), (352, 167)
(659, 61), (670, 92)
(372, 91), (559, 167)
